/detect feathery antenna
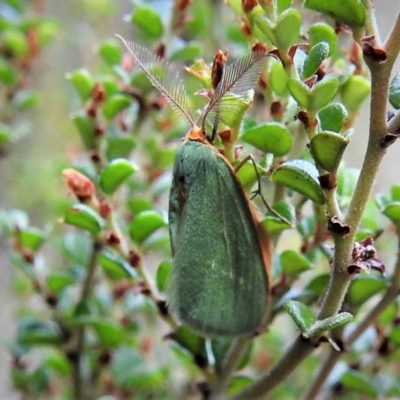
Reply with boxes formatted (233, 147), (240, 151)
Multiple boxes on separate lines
(202, 50), (269, 137)
(116, 34), (195, 127)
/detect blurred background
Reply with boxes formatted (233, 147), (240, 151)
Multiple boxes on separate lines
(0, 0), (399, 397)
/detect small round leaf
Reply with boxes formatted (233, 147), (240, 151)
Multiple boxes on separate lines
(309, 23), (337, 56)
(67, 69), (94, 101)
(302, 42), (330, 79)
(389, 74), (400, 109)
(303, 0), (366, 28)
(64, 204), (104, 233)
(240, 122), (292, 156)
(280, 250), (312, 276)
(310, 131), (349, 172)
(275, 9), (302, 51)
(129, 210), (166, 244)
(284, 300), (316, 332)
(287, 78), (310, 108)
(271, 160), (326, 204)
(318, 103), (347, 132)
(131, 6), (164, 39)
(341, 75), (371, 112)
(102, 93), (132, 119)
(99, 159), (137, 194)
(309, 77), (338, 111)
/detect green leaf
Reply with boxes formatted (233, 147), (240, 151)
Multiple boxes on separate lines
(303, 0), (366, 28)
(275, 9), (302, 51)
(98, 249), (136, 281)
(234, 159), (261, 189)
(17, 227), (45, 251)
(262, 201), (295, 233)
(156, 260), (172, 292)
(13, 89), (38, 110)
(102, 93), (132, 119)
(303, 312), (353, 338)
(277, 0), (294, 14)
(67, 69), (94, 101)
(46, 273), (75, 294)
(309, 23), (337, 56)
(211, 338), (253, 372)
(0, 58), (17, 85)
(17, 317), (61, 346)
(99, 39), (122, 66)
(72, 111), (96, 150)
(64, 204), (104, 233)
(269, 58), (288, 95)
(310, 131), (350, 172)
(284, 300), (316, 332)
(309, 77), (338, 111)
(280, 250), (312, 276)
(227, 375), (253, 395)
(127, 198), (153, 215)
(389, 74), (400, 109)
(106, 136), (136, 160)
(240, 122), (292, 156)
(347, 276), (387, 307)
(111, 347), (145, 387)
(302, 42), (330, 79)
(391, 184), (400, 201)
(170, 43), (201, 62)
(271, 160), (326, 204)
(341, 75), (371, 112)
(306, 274), (330, 297)
(253, 15), (276, 44)
(318, 103), (347, 132)
(99, 158), (137, 194)
(3, 28), (28, 57)
(174, 326), (206, 355)
(287, 78), (310, 108)
(381, 201), (400, 224)
(131, 6), (164, 39)
(341, 371), (377, 397)
(36, 19), (59, 47)
(337, 167), (359, 198)
(129, 210), (166, 244)
(389, 326), (400, 346)
(75, 317), (124, 348)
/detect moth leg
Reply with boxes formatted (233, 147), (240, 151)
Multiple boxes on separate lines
(235, 155), (292, 226)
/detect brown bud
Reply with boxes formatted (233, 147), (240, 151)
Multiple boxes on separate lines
(319, 173), (337, 191)
(128, 250), (141, 267)
(62, 169), (95, 201)
(242, 0), (259, 13)
(211, 50), (228, 89)
(99, 200), (112, 219)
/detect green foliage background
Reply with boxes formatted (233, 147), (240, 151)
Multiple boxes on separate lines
(1, 0), (400, 399)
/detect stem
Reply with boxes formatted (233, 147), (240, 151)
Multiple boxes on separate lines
(71, 239), (102, 400)
(228, 336), (315, 400)
(225, 5), (400, 400)
(208, 337), (250, 400)
(302, 231), (400, 399)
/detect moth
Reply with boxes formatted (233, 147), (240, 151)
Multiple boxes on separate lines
(117, 35), (271, 337)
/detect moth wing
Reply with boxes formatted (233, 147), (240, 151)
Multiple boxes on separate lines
(168, 141), (268, 337)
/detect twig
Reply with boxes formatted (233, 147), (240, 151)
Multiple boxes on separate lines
(302, 230), (400, 399)
(71, 239), (102, 400)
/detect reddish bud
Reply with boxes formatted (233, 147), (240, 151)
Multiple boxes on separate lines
(211, 50), (228, 89)
(128, 250), (141, 267)
(62, 169), (95, 201)
(99, 200), (112, 219)
(242, 0), (258, 13)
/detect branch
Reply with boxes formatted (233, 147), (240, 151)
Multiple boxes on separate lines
(302, 230), (400, 399)
(71, 239), (102, 400)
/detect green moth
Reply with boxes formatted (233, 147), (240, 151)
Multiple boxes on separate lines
(117, 35), (271, 337)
